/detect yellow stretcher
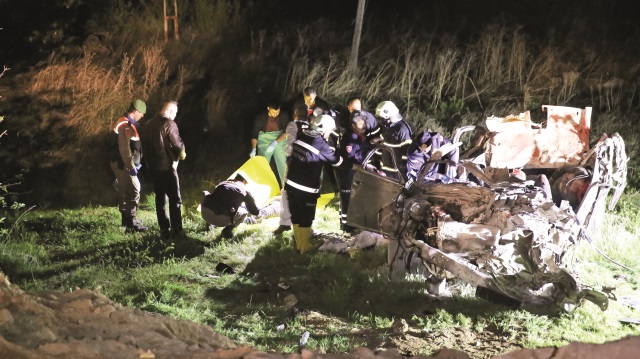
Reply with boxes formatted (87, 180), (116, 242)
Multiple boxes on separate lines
(228, 156), (334, 208)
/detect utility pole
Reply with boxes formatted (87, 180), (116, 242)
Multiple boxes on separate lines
(349, 0), (366, 69)
(164, 0), (180, 42)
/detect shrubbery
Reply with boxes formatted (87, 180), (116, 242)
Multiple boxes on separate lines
(3, 2), (640, 206)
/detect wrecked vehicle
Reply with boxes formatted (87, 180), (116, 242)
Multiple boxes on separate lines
(346, 105), (628, 309)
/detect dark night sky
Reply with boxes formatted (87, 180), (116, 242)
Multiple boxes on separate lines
(1, 0), (640, 64)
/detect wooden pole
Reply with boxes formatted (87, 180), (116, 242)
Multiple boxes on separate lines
(349, 0), (366, 69)
(163, 0), (168, 42)
(173, 0), (180, 40)
(164, 0), (179, 42)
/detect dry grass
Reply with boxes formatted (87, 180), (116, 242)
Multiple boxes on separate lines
(279, 21), (635, 122)
(26, 45), (172, 141)
(142, 44), (168, 99)
(28, 55), (134, 139)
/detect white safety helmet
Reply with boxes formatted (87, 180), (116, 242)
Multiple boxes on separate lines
(375, 101), (399, 120)
(314, 114), (336, 139)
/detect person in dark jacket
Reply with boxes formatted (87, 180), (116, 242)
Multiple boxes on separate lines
(406, 131), (459, 183)
(272, 104), (311, 235)
(141, 101), (186, 239)
(249, 98), (290, 185)
(336, 111), (378, 233)
(201, 174), (261, 239)
(346, 97), (382, 144)
(375, 101), (413, 180)
(293, 86), (331, 118)
(284, 114), (344, 253)
(109, 99), (148, 233)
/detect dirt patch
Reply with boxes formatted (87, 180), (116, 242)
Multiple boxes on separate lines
(298, 310), (522, 359)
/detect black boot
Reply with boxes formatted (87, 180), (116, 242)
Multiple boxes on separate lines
(124, 216), (148, 234)
(273, 225), (291, 235)
(221, 226), (234, 239)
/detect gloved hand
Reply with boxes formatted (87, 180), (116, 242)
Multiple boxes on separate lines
(266, 140), (277, 153)
(370, 136), (383, 145)
(129, 167), (138, 176)
(179, 149), (186, 160)
(249, 148), (256, 158)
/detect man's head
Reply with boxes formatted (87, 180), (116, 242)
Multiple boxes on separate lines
(267, 98), (281, 117)
(351, 111), (367, 135)
(128, 99), (146, 121)
(161, 101), (179, 121)
(347, 97), (362, 113)
(552, 166), (591, 209)
(293, 104), (308, 121)
(303, 87), (317, 107)
(375, 101), (400, 123)
(415, 131), (433, 153)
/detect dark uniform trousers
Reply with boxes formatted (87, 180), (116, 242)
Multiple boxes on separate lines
(335, 167), (355, 231)
(151, 169), (183, 232)
(287, 189), (319, 228)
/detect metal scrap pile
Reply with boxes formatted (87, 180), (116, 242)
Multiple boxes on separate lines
(352, 106), (628, 310)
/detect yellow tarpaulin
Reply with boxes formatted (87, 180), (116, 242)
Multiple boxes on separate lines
(317, 193), (335, 208)
(228, 156), (281, 207)
(228, 156), (336, 208)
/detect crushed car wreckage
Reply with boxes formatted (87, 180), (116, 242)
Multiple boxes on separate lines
(346, 105), (628, 310)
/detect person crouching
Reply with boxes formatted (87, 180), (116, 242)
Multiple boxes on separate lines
(201, 174), (260, 239)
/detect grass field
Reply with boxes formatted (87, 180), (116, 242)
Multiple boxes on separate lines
(1, 188), (639, 356)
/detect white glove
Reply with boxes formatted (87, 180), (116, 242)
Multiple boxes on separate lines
(266, 140), (277, 153)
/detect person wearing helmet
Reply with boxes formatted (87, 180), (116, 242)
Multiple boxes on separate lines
(141, 101), (187, 239)
(311, 109), (342, 197)
(375, 101), (413, 180)
(284, 113), (345, 253)
(272, 104), (311, 235)
(336, 111), (379, 233)
(249, 98), (290, 186)
(109, 98), (149, 234)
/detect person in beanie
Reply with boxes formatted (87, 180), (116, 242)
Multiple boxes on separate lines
(141, 101), (186, 239)
(109, 99), (148, 233)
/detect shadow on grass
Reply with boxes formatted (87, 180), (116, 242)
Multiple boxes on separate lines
(205, 235), (431, 320)
(202, 233), (553, 329)
(6, 230), (205, 284)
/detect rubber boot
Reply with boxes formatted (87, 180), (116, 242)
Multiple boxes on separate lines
(295, 227), (313, 253)
(292, 224), (300, 250)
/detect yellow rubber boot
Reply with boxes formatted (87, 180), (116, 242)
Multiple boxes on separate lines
(296, 227), (313, 253)
(292, 224), (300, 250)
